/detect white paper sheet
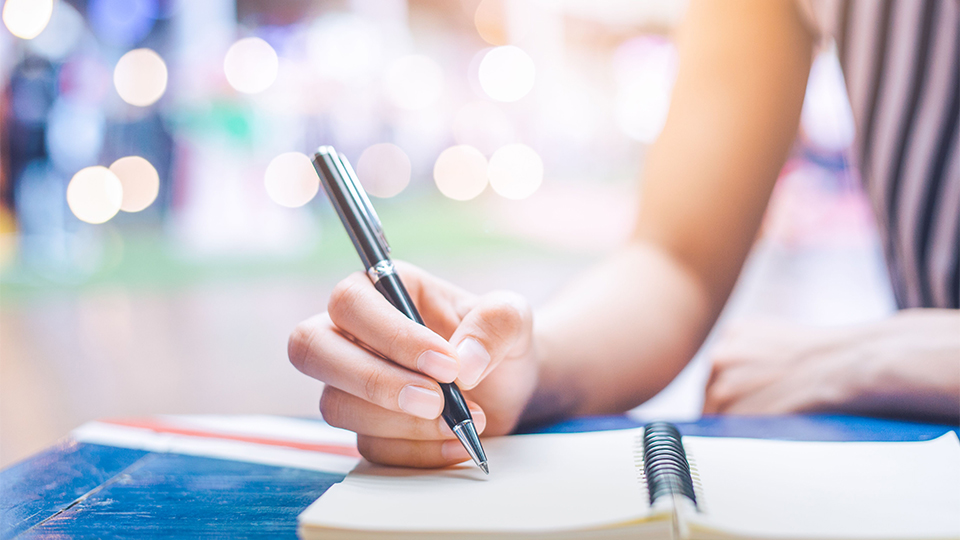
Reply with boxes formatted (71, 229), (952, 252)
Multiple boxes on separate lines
(300, 427), (655, 534)
(684, 433), (960, 539)
(300, 429), (960, 539)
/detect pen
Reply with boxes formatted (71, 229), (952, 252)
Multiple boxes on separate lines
(312, 146), (489, 474)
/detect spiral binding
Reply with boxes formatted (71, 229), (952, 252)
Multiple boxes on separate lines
(641, 421), (698, 508)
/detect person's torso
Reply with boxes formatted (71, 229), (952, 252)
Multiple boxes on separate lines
(803, 0), (959, 309)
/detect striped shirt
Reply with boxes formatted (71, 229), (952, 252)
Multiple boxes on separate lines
(802, 0), (959, 309)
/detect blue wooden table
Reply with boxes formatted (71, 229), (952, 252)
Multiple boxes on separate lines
(2, 415), (957, 539)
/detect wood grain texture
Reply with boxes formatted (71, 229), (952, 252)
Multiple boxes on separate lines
(16, 452), (344, 539)
(1, 442), (148, 539)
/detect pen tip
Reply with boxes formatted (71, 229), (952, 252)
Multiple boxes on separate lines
(479, 461), (489, 475)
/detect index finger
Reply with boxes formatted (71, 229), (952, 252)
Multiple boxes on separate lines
(327, 272), (461, 383)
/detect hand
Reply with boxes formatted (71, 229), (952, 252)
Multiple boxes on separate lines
(703, 320), (850, 415)
(288, 261), (539, 468)
(703, 311), (960, 420)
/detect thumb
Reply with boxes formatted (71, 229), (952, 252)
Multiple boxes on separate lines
(448, 291), (532, 390)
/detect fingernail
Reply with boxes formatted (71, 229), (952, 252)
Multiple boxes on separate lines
(471, 407), (486, 434)
(417, 350), (459, 382)
(456, 338), (490, 387)
(441, 439), (471, 462)
(398, 385), (443, 419)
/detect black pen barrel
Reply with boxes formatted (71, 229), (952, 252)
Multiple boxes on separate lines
(374, 273), (425, 325)
(373, 273), (475, 428)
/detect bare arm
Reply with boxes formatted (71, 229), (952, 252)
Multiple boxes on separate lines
(288, 0), (816, 468)
(523, 0), (814, 423)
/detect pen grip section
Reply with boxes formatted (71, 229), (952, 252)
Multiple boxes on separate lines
(440, 381), (470, 427)
(374, 273), (424, 326)
(372, 273), (474, 428)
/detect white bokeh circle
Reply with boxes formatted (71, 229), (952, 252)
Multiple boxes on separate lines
(113, 48), (168, 107)
(67, 166), (124, 224)
(487, 143), (543, 200)
(264, 152), (320, 208)
(433, 145), (489, 201)
(109, 156), (160, 212)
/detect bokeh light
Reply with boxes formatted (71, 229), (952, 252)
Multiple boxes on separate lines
(113, 48), (168, 107)
(474, 0), (508, 46)
(224, 37), (278, 95)
(355, 143), (411, 198)
(478, 46), (535, 102)
(433, 145), (488, 201)
(487, 143), (543, 200)
(67, 166), (124, 224)
(2, 0), (54, 39)
(264, 152), (319, 208)
(452, 100), (516, 156)
(384, 55), (444, 111)
(109, 156), (160, 212)
(27, 1), (83, 60)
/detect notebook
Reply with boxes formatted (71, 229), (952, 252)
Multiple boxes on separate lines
(298, 422), (960, 539)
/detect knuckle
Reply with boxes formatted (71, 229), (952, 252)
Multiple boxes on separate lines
(706, 378), (733, 404)
(356, 435), (379, 463)
(384, 323), (416, 362)
(709, 342), (741, 366)
(327, 273), (367, 321)
(483, 291), (530, 340)
(318, 387), (344, 427)
(360, 364), (392, 407)
(287, 321), (319, 373)
(408, 418), (437, 440)
(710, 352), (732, 368)
(414, 442), (433, 467)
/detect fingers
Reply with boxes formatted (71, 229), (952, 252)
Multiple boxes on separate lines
(702, 363), (728, 414)
(703, 353), (761, 414)
(357, 434), (477, 469)
(327, 272), (461, 383)
(702, 325), (766, 414)
(386, 261), (476, 340)
(291, 266), (535, 469)
(703, 347), (801, 414)
(320, 386), (486, 440)
(288, 313), (445, 419)
(448, 291), (532, 389)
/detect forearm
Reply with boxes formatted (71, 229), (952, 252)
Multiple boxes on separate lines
(517, 0), (813, 427)
(521, 241), (713, 424)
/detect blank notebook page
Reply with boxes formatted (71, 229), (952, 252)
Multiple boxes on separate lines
(299, 427), (655, 534)
(683, 433), (960, 539)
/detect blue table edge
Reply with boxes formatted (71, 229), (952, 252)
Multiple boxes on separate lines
(2, 414), (957, 539)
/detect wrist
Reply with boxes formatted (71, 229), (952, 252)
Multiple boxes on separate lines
(513, 319), (582, 431)
(827, 310), (960, 420)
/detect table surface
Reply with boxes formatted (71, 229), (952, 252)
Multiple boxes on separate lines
(2, 414), (957, 539)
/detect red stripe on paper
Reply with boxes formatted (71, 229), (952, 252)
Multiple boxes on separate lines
(99, 418), (362, 458)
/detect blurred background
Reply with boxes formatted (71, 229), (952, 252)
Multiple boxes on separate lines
(0, 0), (896, 468)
